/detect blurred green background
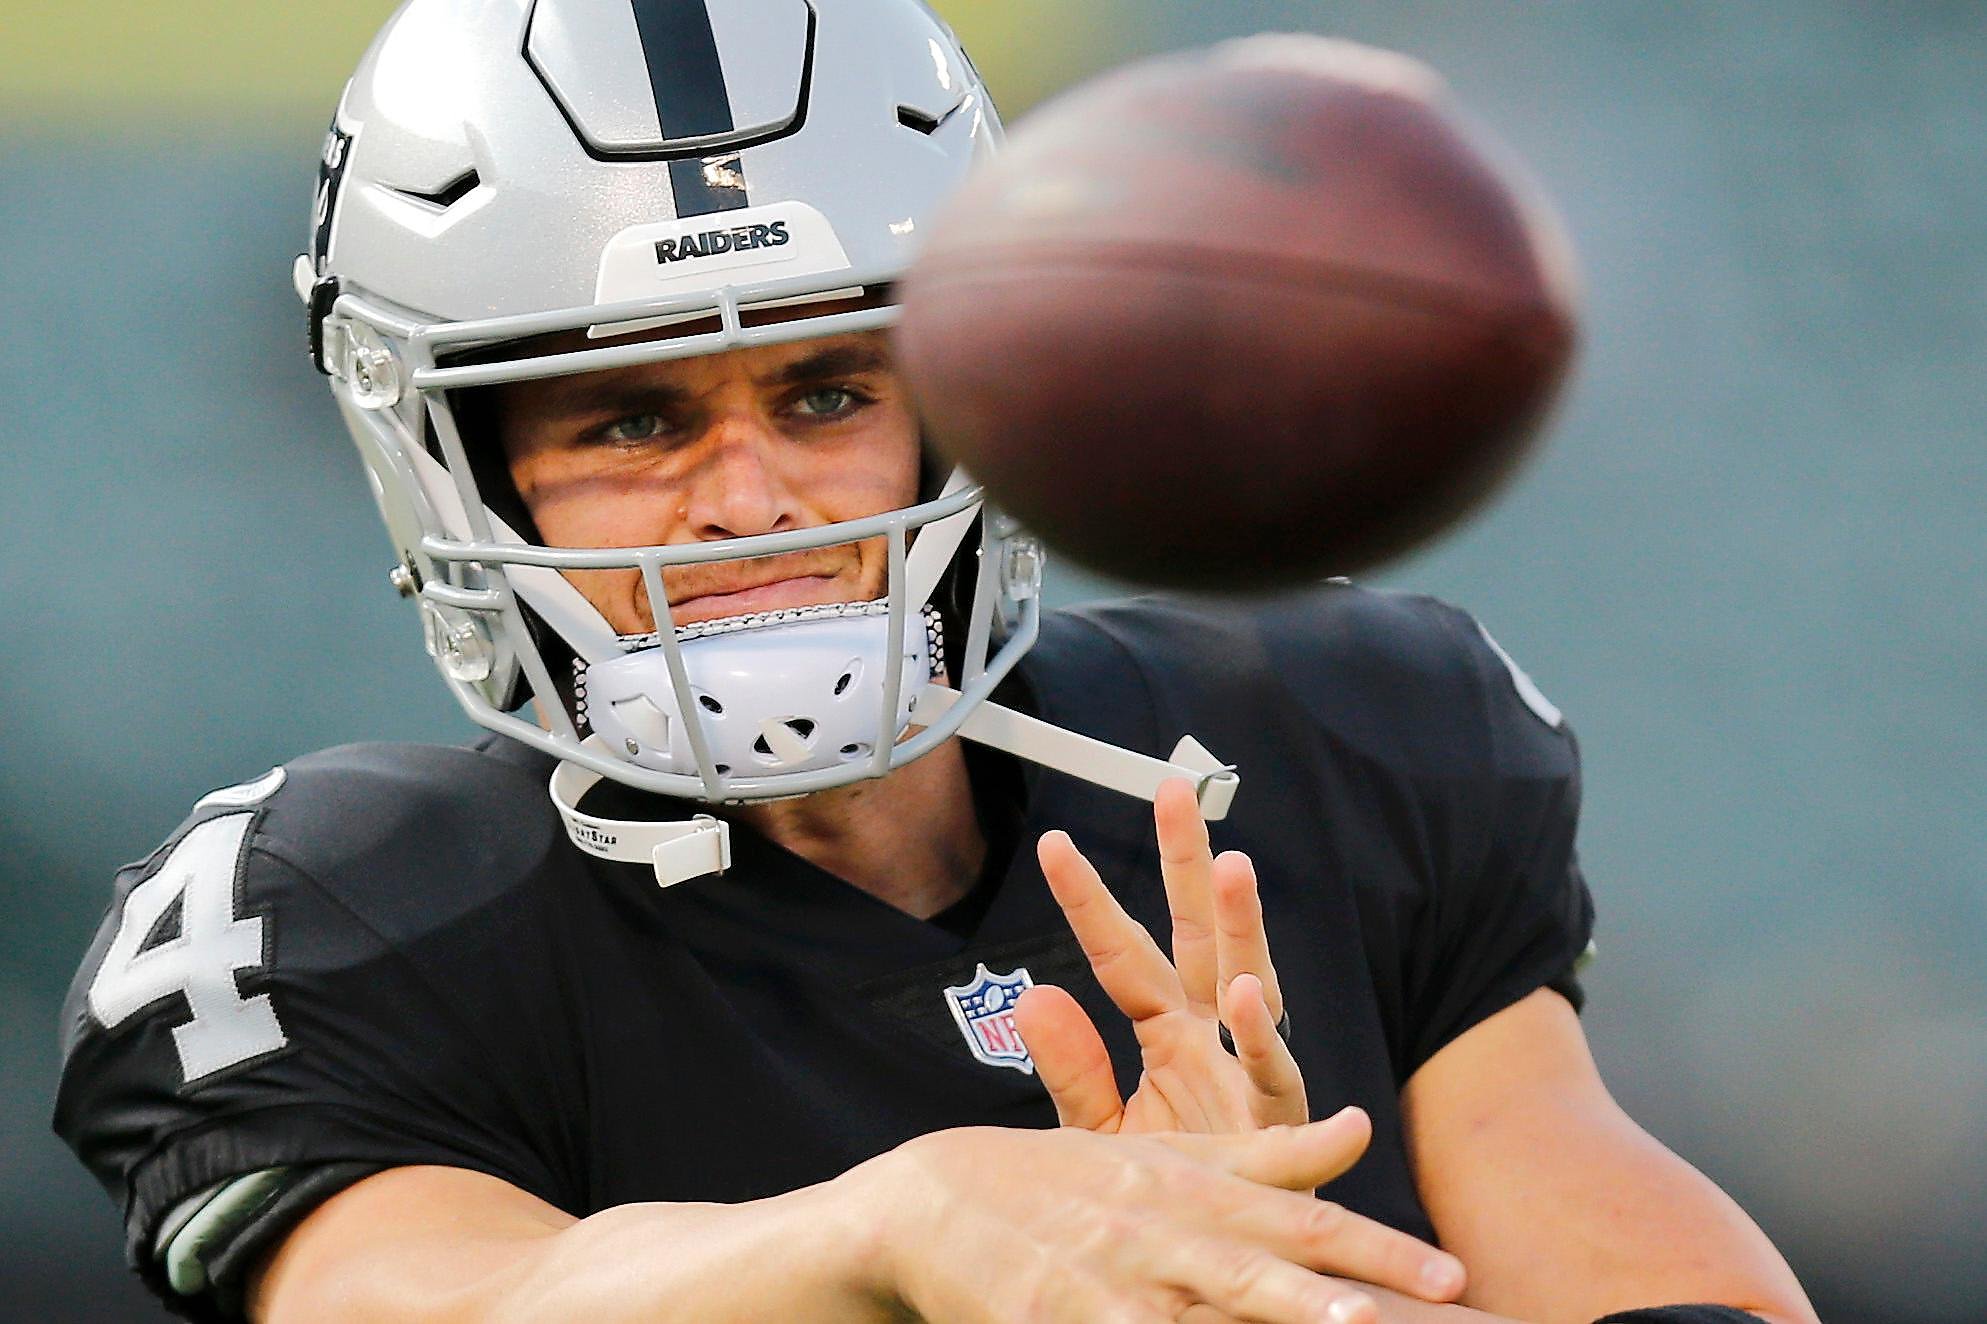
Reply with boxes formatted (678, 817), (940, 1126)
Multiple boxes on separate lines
(3, 2), (1982, 1320)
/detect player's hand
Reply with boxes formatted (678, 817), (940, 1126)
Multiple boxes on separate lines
(859, 1116), (1465, 1323)
(1016, 778), (1307, 1134)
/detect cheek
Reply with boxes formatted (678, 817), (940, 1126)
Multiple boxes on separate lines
(809, 414), (922, 520)
(507, 454), (666, 635)
(566, 568), (648, 630)
(512, 454), (683, 549)
(835, 429), (921, 597)
(823, 466), (918, 520)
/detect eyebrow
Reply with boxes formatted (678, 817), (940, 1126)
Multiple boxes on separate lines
(760, 342), (892, 388)
(526, 378), (693, 421)
(519, 341), (892, 421)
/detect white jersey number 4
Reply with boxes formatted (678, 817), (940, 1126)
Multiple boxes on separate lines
(87, 809), (287, 1085)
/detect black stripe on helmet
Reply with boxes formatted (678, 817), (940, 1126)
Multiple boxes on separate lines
(630, 0), (751, 216)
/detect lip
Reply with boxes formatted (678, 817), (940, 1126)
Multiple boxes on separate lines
(667, 574), (845, 626)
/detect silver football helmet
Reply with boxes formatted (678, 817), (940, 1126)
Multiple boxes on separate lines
(306, 0), (1237, 875)
(302, 0), (1040, 799)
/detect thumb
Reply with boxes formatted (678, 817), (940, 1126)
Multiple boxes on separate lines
(1157, 1105), (1372, 1191)
(1013, 985), (1124, 1131)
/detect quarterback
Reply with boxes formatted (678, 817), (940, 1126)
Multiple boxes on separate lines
(55, 3), (1816, 1323)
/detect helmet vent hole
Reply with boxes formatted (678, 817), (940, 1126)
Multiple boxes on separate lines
(833, 664), (860, 697)
(698, 694), (724, 715)
(714, 763), (731, 776)
(839, 742), (870, 761)
(787, 718), (816, 740)
(896, 105), (941, 136)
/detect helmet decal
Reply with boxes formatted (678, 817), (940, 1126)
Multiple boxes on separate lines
(309, 116), (354, 279)
(593, 200), (851, 307)
(668, 153), (751, 218)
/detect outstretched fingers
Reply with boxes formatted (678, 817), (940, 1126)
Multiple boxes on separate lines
(1151, 1231), (1379, 1324)
(1158, 1111), (1466, 1306)
(1225, 973), (1308, 1127)
(1038, 830), (1185, 1027)
(1192, 1188), (1462, 1310)
(883, 1123), (1451, 1324)
(1213, 850), (1284, 1024)
(1154, 778), (1221, 1016)
(1157, 1106), (1371, 1192)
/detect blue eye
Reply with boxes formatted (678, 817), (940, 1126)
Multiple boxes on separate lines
(601, 414), (669, 443)
(793, 387), (859, 418)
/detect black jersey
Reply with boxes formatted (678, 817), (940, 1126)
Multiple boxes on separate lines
(54, 587), (1593, 1318)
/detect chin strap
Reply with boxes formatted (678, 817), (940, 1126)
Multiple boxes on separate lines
(914, 685), (1241, 820)
(549, 739), (732, 886)
(546, 699), (1240, 889)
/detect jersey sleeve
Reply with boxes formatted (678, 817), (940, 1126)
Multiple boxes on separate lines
(1048, 589), (1598, 1087)
(1394, 602), (1596, 1077)
(51, 746), (586, 1321)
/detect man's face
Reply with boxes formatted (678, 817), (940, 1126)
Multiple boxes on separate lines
(491, 331), (921, 636)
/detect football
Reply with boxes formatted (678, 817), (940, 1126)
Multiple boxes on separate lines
(897, 35), (1581, 589)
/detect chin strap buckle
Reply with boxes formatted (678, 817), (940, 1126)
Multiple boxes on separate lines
(548, 739), (733, 887)
(1170, 735), (1241, 820)
(648, 817), (731, 886)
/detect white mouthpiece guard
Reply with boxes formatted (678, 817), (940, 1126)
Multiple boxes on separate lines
(580, 602), (938, 779)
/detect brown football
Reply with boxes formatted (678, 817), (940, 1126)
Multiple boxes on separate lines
(896, 35), (1580, 589)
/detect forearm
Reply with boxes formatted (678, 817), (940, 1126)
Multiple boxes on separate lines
(254, 1166), (899, 1324)
(259, 1123), (1450, 1324)
(490, 1179), (894, 1324)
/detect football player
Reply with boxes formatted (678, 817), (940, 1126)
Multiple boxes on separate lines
(54, 3), (1819, 1323)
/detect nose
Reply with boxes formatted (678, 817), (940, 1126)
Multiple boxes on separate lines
(679, 412), (801, 541)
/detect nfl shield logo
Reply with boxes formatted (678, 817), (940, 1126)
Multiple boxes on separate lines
(942, 963), (1036, 1074)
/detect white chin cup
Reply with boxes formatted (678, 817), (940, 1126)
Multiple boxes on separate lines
(580, 606), (937, 778)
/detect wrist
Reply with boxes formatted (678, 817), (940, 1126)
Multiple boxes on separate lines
(824, 1138), (937, 1317)
(838, 1127), (987, 1320)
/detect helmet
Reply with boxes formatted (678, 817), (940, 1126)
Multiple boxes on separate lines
(300, 0), (1045, 805)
